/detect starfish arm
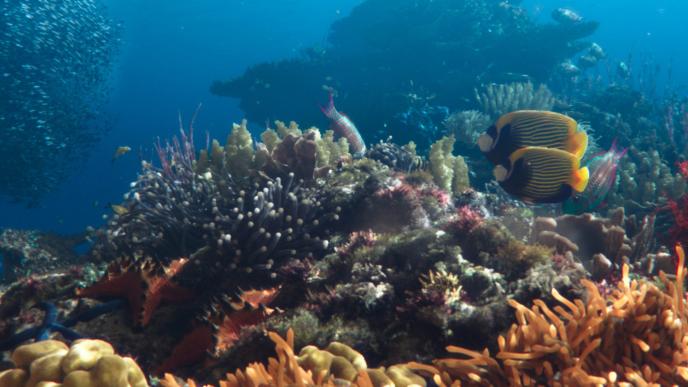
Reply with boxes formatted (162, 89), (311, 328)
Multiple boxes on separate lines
(48, 323), (84, 341)
(62, 299), (126, 327)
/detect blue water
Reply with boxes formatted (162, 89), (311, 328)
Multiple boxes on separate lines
(1, 0), (688, 233)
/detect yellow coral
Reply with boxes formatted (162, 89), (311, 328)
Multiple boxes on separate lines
(0, 339), (148, 387)
(225, 120), (255, 179)
(420, 269), (462, 304)
(428, 136), (470, 196)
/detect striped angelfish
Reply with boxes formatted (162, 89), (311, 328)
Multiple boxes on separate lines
(494, 146), (590, 204)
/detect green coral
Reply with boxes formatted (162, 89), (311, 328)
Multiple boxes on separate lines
(428, 135), (470, 196)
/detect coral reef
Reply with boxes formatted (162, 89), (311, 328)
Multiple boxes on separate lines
(197, 120), (349, 182)
(0, 229), (86, 284)
(8, 1), (688, 387)
(159, 246), (688, 387)
(607, 146), (687, 213)
(533, 209), (632, 279)
(413, 246), (688, 387)
(365, 140), (424, 173)
(475, 82), (556, 119)
(162, 329), (425, 387)
(0, 338), (148, 386)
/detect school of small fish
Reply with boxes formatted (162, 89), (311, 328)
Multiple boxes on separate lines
(0, 0), (119, 204)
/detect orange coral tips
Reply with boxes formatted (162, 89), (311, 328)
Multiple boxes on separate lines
(676, 243), (685, 269)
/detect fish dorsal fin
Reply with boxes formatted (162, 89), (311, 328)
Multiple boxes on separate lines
(497, 111), (583, 155)
(566, 128), (588, 160)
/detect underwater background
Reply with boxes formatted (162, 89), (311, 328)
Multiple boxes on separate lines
(5, 1), (688, 386)
(2, 0), (688, 233)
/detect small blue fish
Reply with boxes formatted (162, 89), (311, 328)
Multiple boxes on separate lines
(563, 140), (627, 214)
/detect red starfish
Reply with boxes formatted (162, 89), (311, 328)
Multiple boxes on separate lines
(155, 287), (279, 374)
(77, 257), (194, 326)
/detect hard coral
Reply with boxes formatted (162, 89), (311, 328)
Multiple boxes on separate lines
(82, 122), (338, 372)
(534, 208), (632, 279)
(366, 140), (424, 173)
(0, 338), (148, 387)
(428, 136), (470, 197)
(161, 328), (425, 387)
(0, 229), (86, 284)
(412, 245), (688, 387)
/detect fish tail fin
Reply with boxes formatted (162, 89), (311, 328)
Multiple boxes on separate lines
(609, 138), (629, 160)
(319, 92), (337, 119)
(567, 130), (588, 160)
(570, 166), (590, 193)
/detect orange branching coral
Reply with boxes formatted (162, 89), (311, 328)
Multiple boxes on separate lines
(160, 328), (426, 387)
(162, 329), (344, 387)
(411, 243), (688, 387)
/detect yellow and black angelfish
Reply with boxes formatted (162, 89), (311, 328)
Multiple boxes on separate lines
(493, 146), (589, 204)
(478, 110), (588, 166)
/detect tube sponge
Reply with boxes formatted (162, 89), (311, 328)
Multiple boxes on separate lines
(0, 339), (148, 387)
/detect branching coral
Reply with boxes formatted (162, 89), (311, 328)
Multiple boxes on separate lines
(161, 328), (425, 387)
(475, 82), (555, 118)
(411, 244), (688, 386)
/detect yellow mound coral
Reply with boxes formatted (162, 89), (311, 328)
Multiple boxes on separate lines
(0, 339), (148, 387)
(409, 244), (688, 387)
